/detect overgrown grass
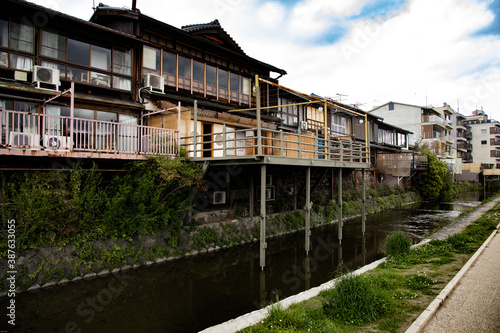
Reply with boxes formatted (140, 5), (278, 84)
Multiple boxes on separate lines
(385, 231), (412, 258)
(238, 205), (499, 333)
(321, 273), (396, 325)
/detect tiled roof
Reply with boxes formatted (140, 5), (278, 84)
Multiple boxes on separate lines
(181, 19), (245, 55)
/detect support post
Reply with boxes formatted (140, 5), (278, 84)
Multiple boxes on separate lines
(305, 167), (311, 253)
(70, 82), (74, 144)
(255, 75), (262, 156)
(338, 168), (343, 245)
(249, 173), (254, 218)
(362, 168), (366, 234)
(193, 100), (198, 157)
(260, 164), (267, 269)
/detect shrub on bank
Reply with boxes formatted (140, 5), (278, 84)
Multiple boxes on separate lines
(385, 231), (412, 258)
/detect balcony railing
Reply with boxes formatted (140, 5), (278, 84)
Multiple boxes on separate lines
(181, 127), (369, 164)
(422, 115), (446, 127)
(0, 110), (179, 157)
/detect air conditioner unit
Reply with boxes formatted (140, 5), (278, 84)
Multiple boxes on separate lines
(43, 135), (71, 150)
(144, 73), (164, 93)
(9, 132), (41, 147)
(33, 66), (60, 90)
(299, 121), (308, 131)
(212, 191), (226, 205)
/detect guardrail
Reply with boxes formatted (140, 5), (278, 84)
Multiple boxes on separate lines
(0, 110), (179, 157)
(182, 126), (369, 163)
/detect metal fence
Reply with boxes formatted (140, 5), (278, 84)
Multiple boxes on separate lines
(1, 110), (179, 157)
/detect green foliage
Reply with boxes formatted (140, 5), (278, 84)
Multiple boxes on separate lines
(385, 231), (412, 258)
(321, 273), (394, 325)
(406, 274), (437, 294)
(273, 194), (294, 213)
(323, 201), (338, 222)
(193, 227), (219, 247)
(416, 150), (454, 200)
(282, 211), (305, 230)
(0, 156), (203, 252)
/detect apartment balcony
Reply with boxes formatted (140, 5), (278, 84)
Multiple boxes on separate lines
(0, 110), (179, 160)
(421, 115), (446, 128)
(181, 127), (370, 168)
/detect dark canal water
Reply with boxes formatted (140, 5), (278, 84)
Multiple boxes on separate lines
(7, 191), (492, 333)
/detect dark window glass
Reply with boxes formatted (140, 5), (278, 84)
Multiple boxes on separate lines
(68, 39), (90, 66)
(193, 61), (204, 93)
(218, 69), (228, 99)
(0, 19), (8, 47)
(10, 22), (33, 53)
(162, 51), (176, 87)
(41, 30), (66, 61)
(206, 65), (216, 96)
(178, 56), (191, 90)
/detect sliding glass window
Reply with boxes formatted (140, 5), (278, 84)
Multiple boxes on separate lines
(193, 60), (204, 94)
(162, 51), (176, 87)
(178, 55), (191, 90)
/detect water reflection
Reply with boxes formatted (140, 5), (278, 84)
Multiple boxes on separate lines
(10, 192), (488, 333)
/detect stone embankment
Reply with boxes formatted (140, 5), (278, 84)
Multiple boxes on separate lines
(0, 192), (418, 295)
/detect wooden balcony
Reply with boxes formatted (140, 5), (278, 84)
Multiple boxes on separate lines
(0, 110), (179, 160)
(182, 126), (370, 168)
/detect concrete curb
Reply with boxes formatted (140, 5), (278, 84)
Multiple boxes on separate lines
(198, 257), (388, 333)
(405, 222), (500, 333)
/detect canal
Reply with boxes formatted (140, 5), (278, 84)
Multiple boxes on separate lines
(9, 191), (490, 333)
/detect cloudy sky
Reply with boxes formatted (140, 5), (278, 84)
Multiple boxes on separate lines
(30, 0), (500, 117)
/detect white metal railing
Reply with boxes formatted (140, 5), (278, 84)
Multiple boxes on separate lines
(0, 110), (179, 157)
(181, 126), (369, 163)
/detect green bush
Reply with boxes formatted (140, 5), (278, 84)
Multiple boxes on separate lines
(385, 231), (412, 258)
(321, 273), (394, 325)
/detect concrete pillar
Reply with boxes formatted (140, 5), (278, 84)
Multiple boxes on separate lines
(338, 168), (343, 245)
(249, 173), (254, 218)
(260, 164), (267, 269)
(362, 168), (366, 234)
(305, 167), (311, 253)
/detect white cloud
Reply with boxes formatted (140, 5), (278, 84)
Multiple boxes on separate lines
(27, 0), (500, 117)
(258, 2), (286, 28)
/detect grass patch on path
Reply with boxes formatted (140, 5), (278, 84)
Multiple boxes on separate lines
(238, 205), (500, 333)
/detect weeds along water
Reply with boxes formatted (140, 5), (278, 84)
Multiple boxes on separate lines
(238, 204), (500, 333)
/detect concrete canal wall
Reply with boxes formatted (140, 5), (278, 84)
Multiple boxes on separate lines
(0, 192), (419, 296)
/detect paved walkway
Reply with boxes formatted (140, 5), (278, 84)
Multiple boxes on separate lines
(421, 229), (500, 333)
(407, 195), (500, 333)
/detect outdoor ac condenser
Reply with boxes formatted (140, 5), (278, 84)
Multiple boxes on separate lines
(33, 66), (60, 90)
(144, 73), (164, 93)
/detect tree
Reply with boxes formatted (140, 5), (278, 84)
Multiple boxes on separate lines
(416, 149), (453, 200)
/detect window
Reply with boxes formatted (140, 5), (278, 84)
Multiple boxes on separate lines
(41, 30), (66, 61)
(206, 65), (216, 96)
(178, 55), (191, 90)
(68, 39), (90, 66)
(91, 45), (111, 71)
(241, 77), (250, 104)
(277, 98), (300, 126)
(332, 114), (347, 134)
(230, 73), (239, 102)
(9, 54), (32, 71)
(481, 129), (487, 134)
(218, 69), (228, 99)
(482, 140), (487, 145)
(162, 51), (176, 87)
(113, 47), (132, 76)
(388, 102), (394, 111)
(193, 60), (204, 93)
(0, 19), (7, 47)
(143, 45), (160, 74)
(10, 22), (34, 53)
